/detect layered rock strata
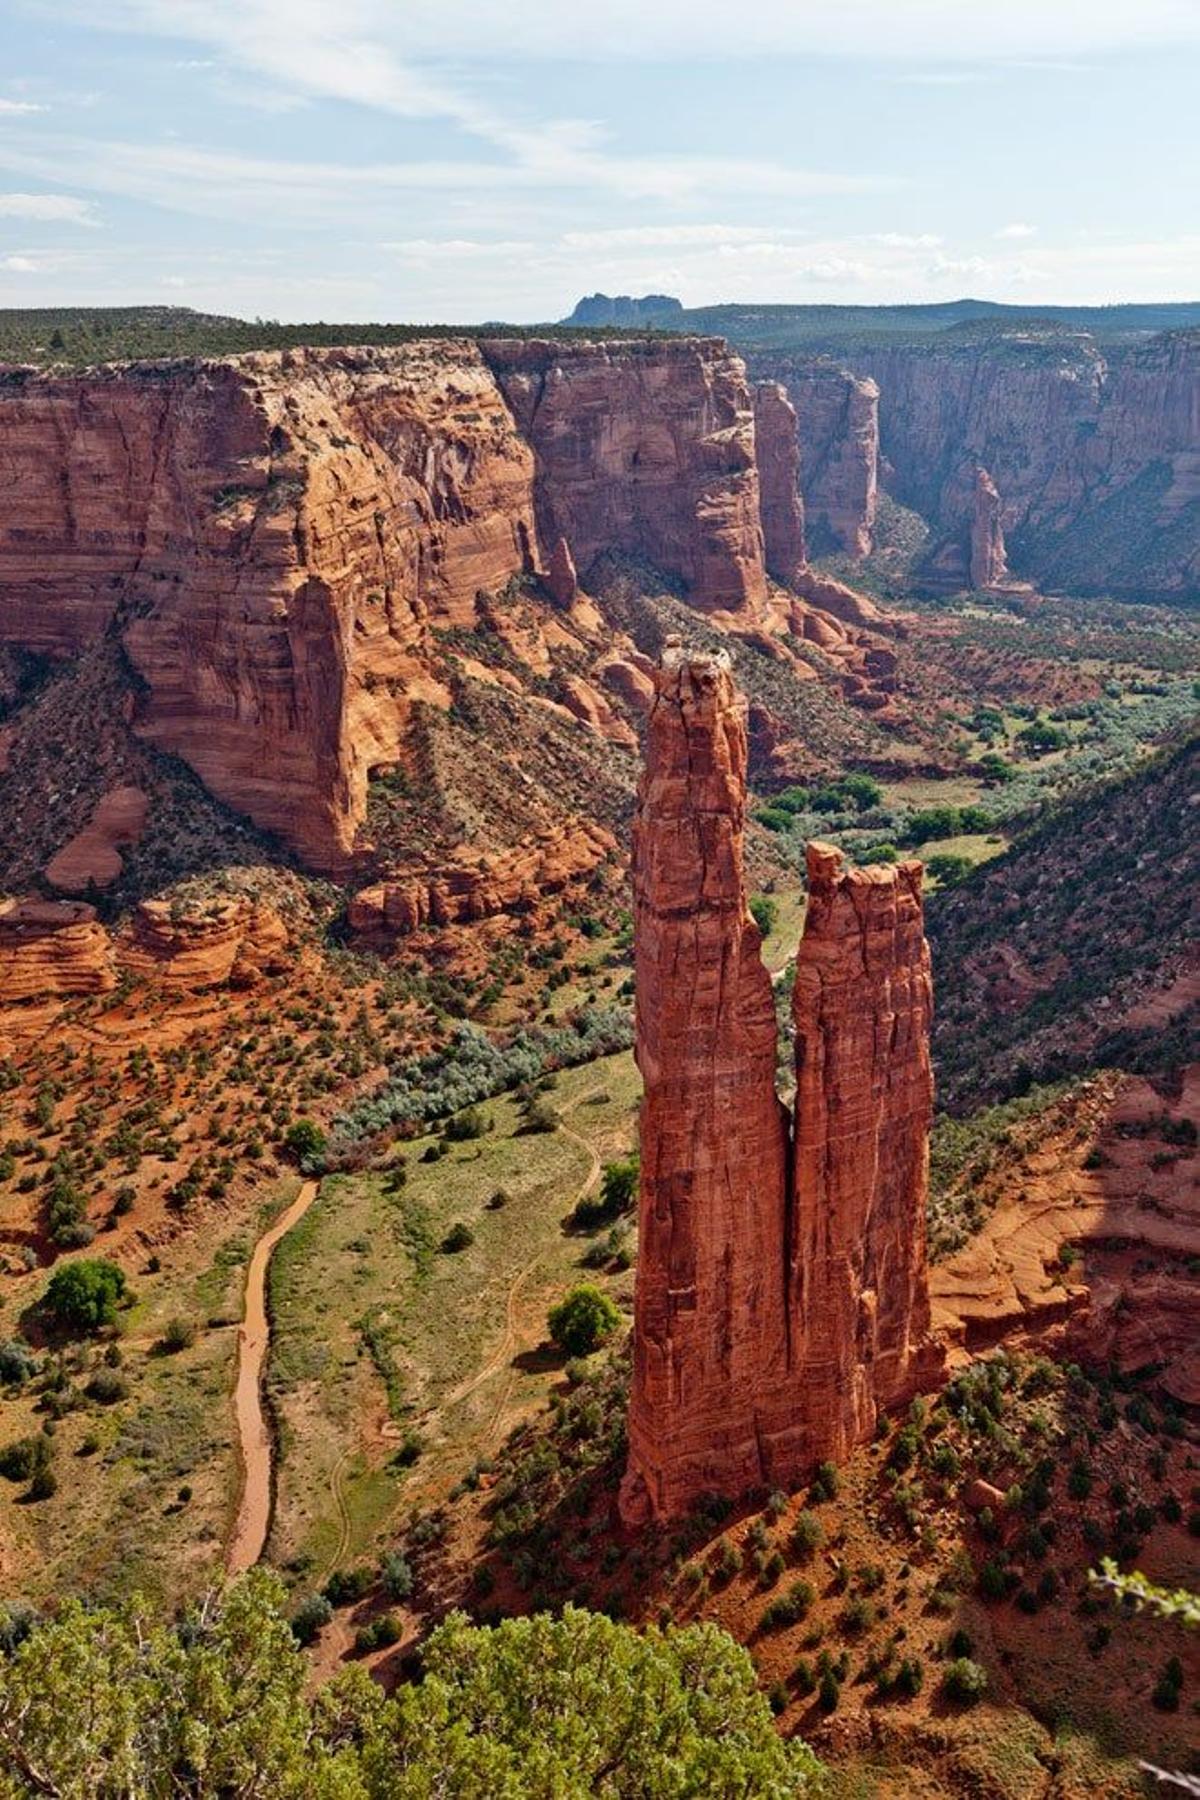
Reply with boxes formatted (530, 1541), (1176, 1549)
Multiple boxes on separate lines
(789, 842), (940, 1461)
(621, 653), (941, 1524)
(0, 898), (115, 1001)
(484, 337), (768, 613)
(121, 896), (289, 989)
(921, 462), (1016, 593)
(849, 330), (1200, 597)
(347, 821), (614, 938)
(621, 648), (790, 1524)
(753, 381), (807, 582)
(0, 338), (774, 871)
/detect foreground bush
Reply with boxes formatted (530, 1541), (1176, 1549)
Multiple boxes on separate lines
(0, 1573), (820, 1797)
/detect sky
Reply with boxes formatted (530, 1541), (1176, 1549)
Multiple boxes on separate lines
(1, 0), (1199, 322)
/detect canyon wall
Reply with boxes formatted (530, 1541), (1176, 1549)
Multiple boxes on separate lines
(747, 355), (879, 560)
(0, 337), (773, 873)
(749, 329), (1199, 596)
(483, 337), (767, 612)
(621, 650), (941, 1524)
(851, 331), (1200, 597)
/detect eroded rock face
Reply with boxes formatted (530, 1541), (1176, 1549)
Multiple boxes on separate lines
(0, 338), (776, 870)
(922, 462), (1015, 593)
(849, 331), (1200, 598)
(749, 356), (879, 558)
(121, 896), (289, 989)
(621, 657), (941, 1523)
(347, 820), (614, 938)
(484, 337), (768, 613)
(753, 381), (807, 582)
(44, 786), (149, 893)
(0, 898), (115, 1001)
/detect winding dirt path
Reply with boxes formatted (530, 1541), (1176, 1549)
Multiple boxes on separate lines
(227, 1179), (320, 1575)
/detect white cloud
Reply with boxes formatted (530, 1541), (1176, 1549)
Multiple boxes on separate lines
(995, 222), (1038, 239)
(1, 254), (39, 271)
(67, 0), (1200, 65)
(0, 100), (47, 115)
(0, 192), (97, 224)
(871, 231), (943, 248)
(0, 131), (898, 232)
(385, 238), (535, 260)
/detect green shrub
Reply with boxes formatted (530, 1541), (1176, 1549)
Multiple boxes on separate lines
(85, 1369), (127, 1406)
(440, 1223), (475, 1254)
(0, 1341), (34, 1386)
(28, 1466), (57, 1502)
(925, 853), (973, 888)
(748, 896), (778, 939)
(283, 1118), (327, 1166)
(291, 1593), (333, 1645)
(789, 1510), (825, 1559)
(547, 1285), (621, 1357)
(379, 1552), (413, 1602)
(443, 1106), (488, 1143)
(0, 1437), (50, 1483)
(810, 1461), (840, 1503)
(573, 1155), (638, 1230)
(160, 1317), (195, 1354)
(322, 1566), (373, 1607)
(42, 1259), (127, 1335)
(943, 1658), (988, 1704)
(761, 1580), (814, 1630)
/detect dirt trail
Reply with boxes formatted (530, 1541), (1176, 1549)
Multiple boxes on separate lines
(227, 1179), (319, 1575)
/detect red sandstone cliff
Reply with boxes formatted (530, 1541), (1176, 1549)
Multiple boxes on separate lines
(120, 896), (290, 989)
(921, 462), (1015, 593)
(483, 338), (768, 613)
(347, 820), (614, 938)
(849, 330), (1200, 596)
(748, 355), (879, 559)
(0, 899), (115, 1001)
(0, 338), (777, 871)
(622, 656), (940, 1524)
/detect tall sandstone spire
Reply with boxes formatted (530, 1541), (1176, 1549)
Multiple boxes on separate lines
(619, 646), (790, 1526)
(621, 652), (942, 1525)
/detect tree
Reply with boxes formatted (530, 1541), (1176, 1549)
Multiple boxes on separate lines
(370, 1607), (821, 1797)
(547, 1284), (621, 1357)
(748, 894), (778, 939)
(283, 1118), (327, 1167)
(979, 752), (1015, 785)
(42, 1258), (128, 1335)
(925, 853), (973, 888)
(574, 1154), (639, 1230)
(1017, 719), (1070, 756)
(905, 806), (961, 844)
(0, 1577), (822, 1798)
